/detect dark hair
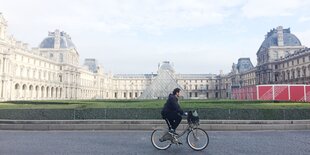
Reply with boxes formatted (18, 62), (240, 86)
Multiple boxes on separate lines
(173, 88), (181, 95)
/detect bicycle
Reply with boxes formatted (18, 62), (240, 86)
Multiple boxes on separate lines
(151, 110), (209, 151)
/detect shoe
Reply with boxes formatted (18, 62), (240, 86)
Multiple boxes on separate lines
(168, 129), (178, 136)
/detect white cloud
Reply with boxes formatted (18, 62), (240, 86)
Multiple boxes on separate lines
(0, 0), (245, 34)
(295, 30), (310, 47)
(298, 16), (310, 22)
(0, 0), (308, 74)
(241, 0), (309, 18)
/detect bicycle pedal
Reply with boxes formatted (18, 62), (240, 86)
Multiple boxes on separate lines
(172, 138), (182, 145)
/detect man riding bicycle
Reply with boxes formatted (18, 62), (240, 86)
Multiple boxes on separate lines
(161, 88), (186, 135)
(153, 89), (209, 150)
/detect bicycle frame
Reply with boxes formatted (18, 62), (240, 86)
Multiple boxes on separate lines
(175, 123), (195, 139)
(152, 111), (208, 150)
(157, 122), (198, 144)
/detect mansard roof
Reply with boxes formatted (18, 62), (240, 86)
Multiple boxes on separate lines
(260, 27), (301, 49)
(39, 30), (76, 49)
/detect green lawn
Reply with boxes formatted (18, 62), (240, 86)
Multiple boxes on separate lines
(0, 99), (310, 109)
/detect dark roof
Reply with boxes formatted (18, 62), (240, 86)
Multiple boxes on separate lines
(258, 27), (301, 51)
(39, 31), (76, 49)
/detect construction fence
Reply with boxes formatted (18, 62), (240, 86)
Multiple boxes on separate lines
(231, 85), (310, 102)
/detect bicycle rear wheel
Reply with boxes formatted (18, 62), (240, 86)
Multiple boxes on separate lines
(151, 129), (171, 150)
(187, 128), (209, 151)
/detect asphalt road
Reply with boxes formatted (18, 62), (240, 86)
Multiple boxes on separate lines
(0, 130), (310, 155)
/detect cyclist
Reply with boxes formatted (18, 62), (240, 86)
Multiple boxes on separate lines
(161, 88), (186, 135)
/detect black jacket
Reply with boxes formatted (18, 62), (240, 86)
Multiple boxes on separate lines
(161, 94), (184, 117)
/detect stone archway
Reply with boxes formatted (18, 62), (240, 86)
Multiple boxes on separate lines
(55, 87), (58, 98)
(14, 83), (20, 99)
(46, 86), (50, 98)
(22, 84), (27, 98)
(35, 86), (39, 98)
(59, 88), (62, 99)
(41, 86), (45, 98)
(51, 87), (54, 98)
(29, 85), (33, 98)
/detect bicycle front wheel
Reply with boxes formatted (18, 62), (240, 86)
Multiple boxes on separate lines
(151, 129), (171, 150)
(187, 128), (209, 151)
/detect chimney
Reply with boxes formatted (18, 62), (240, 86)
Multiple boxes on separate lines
(277, 26), (284, 46)
(54, 29), (60, 49)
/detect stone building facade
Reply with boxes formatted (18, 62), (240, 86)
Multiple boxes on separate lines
(1, 13), (310, 101)
(0, 13), (224, 101)
(228, 26), (310, 90)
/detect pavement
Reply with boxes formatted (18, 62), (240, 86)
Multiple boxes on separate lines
(1, 130), (310, 155)
(1, 119), (310, 130)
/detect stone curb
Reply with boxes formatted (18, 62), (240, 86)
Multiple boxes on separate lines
(0, 120), (310, 130)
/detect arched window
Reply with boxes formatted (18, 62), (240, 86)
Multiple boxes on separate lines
(15, 83), (20, 98)
(22, 84), (27, 98)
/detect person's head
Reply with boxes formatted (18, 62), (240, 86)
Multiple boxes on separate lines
(173, 88), (181, 97)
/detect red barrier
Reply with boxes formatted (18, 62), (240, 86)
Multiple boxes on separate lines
(258, 85), (272, 100)
(231, 85), (257, 100)
(232, 85), (310, 102)
(274, 86), (289, 101)
(290, 86), (304, 101)
(306, 86), (310, 102)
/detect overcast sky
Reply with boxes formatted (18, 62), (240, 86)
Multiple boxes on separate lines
(1, 0), (310, 74)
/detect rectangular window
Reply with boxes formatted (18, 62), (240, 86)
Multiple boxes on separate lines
(129, 92), (132, 98)
(215, 92), (218, 98)
(124, 92), (127, 98)
(206, 92), (209, 98)
(189, 92), (192, 97)
(135, 92), (138, 98)
(114, 92), (118, 99)
(195, 85), (198, 90)
(195, 92), (198, 97)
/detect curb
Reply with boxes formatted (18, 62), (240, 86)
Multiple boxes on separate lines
(0, 120), (310, 131)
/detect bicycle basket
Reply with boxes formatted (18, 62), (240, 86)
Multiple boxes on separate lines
(187, 110), (199, 125)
